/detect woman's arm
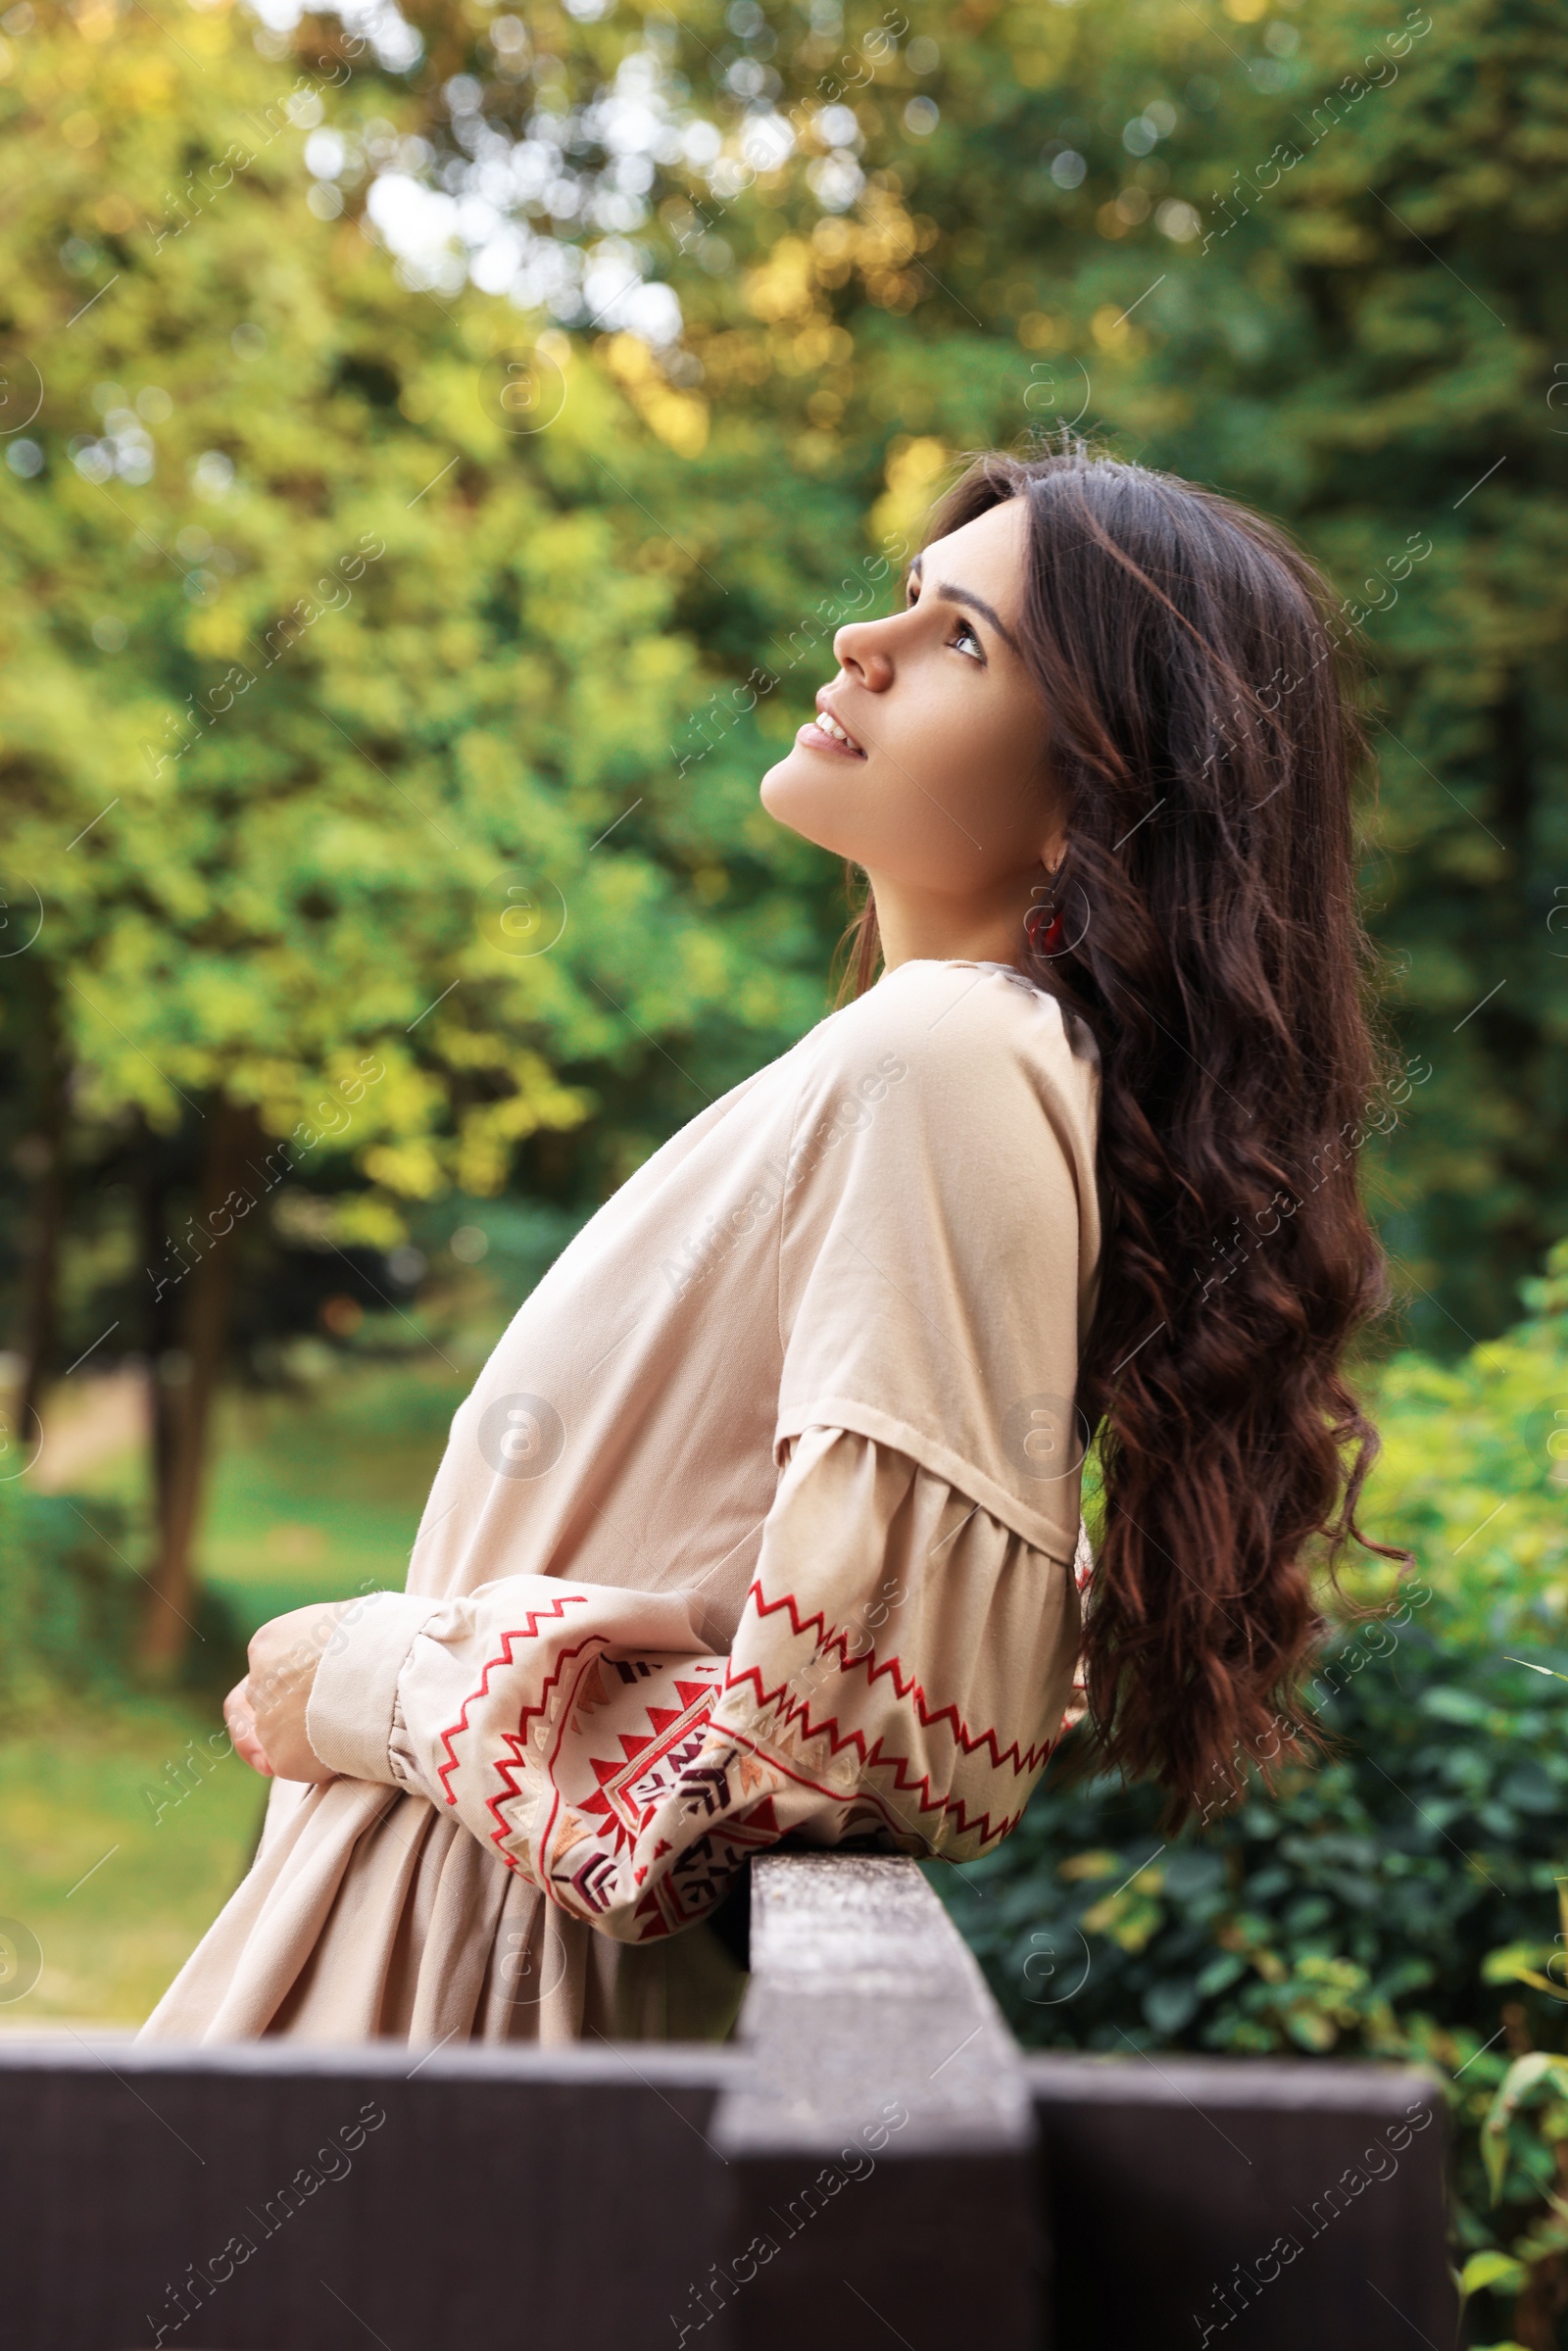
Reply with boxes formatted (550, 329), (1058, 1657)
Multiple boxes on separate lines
(238, 1426), (1080, 1943)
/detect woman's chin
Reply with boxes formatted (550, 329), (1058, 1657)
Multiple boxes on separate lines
(760, 749), (818, 824)
(761, 738), (886, 866)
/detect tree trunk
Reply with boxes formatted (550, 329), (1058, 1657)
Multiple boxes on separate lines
(12, 991), (67, 1460)
(137, 1099), (255, 1672)
(138, 1134), (177, 1568)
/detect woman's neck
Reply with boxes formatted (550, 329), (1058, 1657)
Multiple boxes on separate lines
(868, 875), (1033, 975)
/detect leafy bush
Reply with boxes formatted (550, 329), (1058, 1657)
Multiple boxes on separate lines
(0, 1489), (138, 1724)
(944, 1627), (1568, 2063)
(0, 1486), (241, 1725)
(940, 1244), (1568, 2346)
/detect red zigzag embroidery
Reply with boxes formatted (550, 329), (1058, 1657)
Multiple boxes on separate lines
(433, 1593), (591, 1807)
(720, 1578), (1055, 1848)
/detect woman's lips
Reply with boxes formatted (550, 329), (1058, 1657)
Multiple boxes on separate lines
(799, 702), (866, 759)
(795, 719), (865, 759)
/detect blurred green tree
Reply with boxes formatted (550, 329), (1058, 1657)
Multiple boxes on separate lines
(1, 0), (1562, 1658)
(370, 0), (1566, 1343)
(0, 0), (835, 1659)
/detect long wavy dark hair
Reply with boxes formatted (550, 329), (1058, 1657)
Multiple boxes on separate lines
(843, 447), (1404, 1824)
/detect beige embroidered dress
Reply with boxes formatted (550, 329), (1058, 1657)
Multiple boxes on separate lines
(141, 958), (1102, 2046)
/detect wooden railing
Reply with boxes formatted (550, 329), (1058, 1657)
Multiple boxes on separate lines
(0, 1852), (1456, 2348)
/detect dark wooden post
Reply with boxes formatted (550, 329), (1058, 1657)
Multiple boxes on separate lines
(0, 2039), (732, 2349)
(710, 1853), (1038, 2350)
(1029, 2050), (1455, 2350)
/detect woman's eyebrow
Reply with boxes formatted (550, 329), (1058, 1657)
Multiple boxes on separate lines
(938, 581), (1020, 658)
(904, 555), (1020, 657)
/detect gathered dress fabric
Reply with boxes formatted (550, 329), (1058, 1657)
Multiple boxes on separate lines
(140, 959), (1102, 2046)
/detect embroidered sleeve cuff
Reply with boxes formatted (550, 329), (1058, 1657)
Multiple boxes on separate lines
(306, 1591), (445, 1785)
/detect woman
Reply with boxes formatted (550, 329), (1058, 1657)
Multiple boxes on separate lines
(142, 448), (1389, 2047)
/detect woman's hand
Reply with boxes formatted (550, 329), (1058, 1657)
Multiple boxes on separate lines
(222, 1676), (272, 1776)
(223, 1600), (350, 1783)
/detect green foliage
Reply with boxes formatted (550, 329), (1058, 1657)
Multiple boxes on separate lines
(0, 2), (843, 1309)
(941, 1621), (1568, 2059)
(0, 1482), (244, 1717)
(2, 0), (1561, 1379)
(363, 0), (1567, 1337)
(937, 1244), (1568, 2337)
(8, 0), (1567, 1567)
(0, 1487), (134, 1720)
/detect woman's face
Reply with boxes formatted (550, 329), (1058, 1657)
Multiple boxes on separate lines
(760, 498), (1064, 945)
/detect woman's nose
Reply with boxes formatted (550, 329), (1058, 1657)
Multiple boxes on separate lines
(832, 614), (895, 690)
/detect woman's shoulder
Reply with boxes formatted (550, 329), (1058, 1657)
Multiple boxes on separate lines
(808, 959), (1096, 1090)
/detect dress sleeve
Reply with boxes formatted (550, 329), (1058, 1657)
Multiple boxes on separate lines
(306, 1425), (1081, 1944)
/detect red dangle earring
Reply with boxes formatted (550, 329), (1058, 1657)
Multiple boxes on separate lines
(1025, 865), (1069, 958)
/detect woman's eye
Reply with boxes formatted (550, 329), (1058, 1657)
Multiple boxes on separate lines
(953, 619), (984, 661)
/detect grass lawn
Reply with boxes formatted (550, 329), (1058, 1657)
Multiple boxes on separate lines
(0, 1360), (466, 2025)
(0, 1697), (267, 2029)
